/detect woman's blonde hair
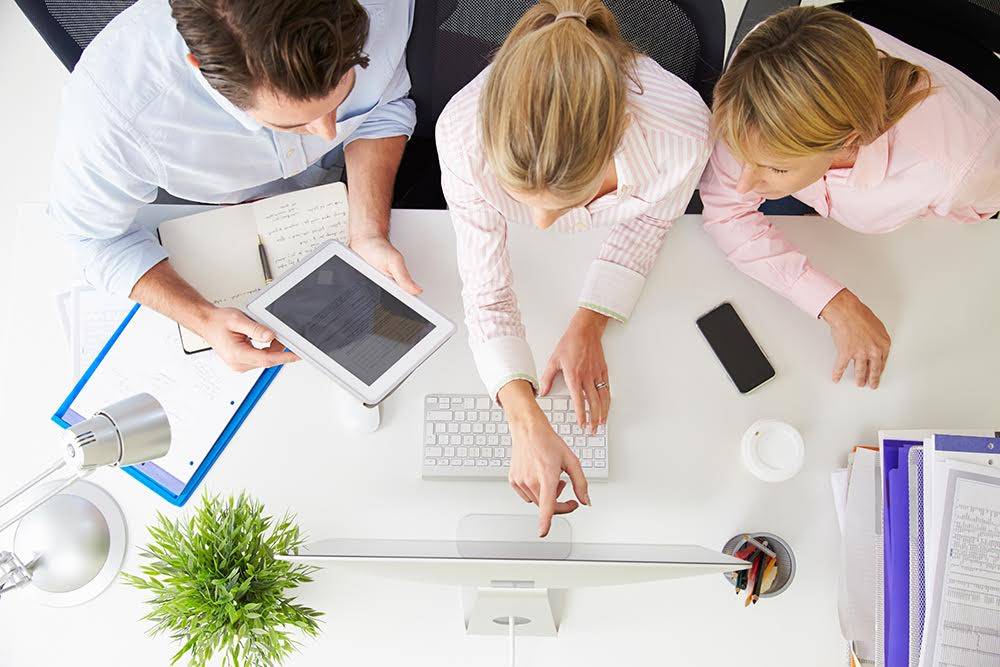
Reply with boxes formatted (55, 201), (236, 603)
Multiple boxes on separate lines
(480, 0), (638, 203)
(712, 6), (933, 162)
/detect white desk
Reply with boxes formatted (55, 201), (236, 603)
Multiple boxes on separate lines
(1, 205), (998, 667)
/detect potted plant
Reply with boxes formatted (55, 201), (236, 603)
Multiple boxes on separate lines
(123, 492), (323, 666)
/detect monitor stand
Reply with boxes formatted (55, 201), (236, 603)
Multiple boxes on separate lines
(457, 514), (571, 638)
(332, 384), (380, 433)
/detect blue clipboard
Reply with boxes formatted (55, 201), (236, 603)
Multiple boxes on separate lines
(51, 303), (281, 506)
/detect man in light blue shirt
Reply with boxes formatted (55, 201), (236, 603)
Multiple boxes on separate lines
(49, 0), (420, 371)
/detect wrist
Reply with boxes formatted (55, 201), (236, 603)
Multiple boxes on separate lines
(819, 288), (851, 323)
(573, 307), (610, 334)
(498, 380), (544, 427)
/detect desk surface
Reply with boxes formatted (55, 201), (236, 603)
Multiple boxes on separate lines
(1, 205), (998, 667)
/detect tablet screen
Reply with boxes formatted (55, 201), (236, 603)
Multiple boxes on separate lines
(266, 256), (434, 385)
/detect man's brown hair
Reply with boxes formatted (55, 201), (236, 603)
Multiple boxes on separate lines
(170, 0), (371, 109)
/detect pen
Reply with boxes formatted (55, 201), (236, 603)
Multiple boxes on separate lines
(258, 235), (273, 284)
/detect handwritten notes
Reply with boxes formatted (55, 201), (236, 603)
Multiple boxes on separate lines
(255, 184), (349, 277)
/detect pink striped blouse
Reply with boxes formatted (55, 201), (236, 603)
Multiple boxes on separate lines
(699, 23), (1000, 318)
(437, 57), (711, 398)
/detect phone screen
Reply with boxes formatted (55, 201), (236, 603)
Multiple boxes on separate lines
(696, 303), (775, 394)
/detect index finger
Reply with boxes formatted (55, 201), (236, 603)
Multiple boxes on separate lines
(832, 353), (850, 383)
(237, 344), (299, 369)
(868, 353), (885, 389)
(537, 480), (558, 537)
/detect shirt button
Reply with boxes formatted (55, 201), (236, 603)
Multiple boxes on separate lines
(285, 148), (295, 158)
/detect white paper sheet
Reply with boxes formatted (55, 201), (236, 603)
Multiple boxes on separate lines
(71, 307), (262, 489)
(922, 462), (1000, 667)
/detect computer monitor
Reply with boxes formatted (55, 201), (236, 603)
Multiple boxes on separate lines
(280, 516), (749, 640)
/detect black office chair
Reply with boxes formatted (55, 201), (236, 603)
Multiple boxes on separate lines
(396, 0), (727, 209)
(13, 0), (136, 71)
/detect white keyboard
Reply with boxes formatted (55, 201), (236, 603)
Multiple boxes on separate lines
(421, 394), (609, 480)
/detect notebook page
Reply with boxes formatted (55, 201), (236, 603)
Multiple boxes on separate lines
(254, 182), (349, 276)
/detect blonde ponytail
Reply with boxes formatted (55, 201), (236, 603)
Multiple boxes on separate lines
(480, 0), (639, 202)
(712, 6), (933, 161)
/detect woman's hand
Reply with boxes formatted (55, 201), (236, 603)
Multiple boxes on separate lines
(500, 380), (591, 537)
(540, 308), (610, 434)
(820, 289), (891, 389)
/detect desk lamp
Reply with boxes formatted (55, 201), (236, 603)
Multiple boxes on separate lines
(0, 393), (170, 605)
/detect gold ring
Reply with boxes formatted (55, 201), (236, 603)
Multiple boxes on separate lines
(595, 381), (609, 390)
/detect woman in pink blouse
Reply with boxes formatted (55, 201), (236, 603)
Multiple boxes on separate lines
(436, 0), (710, 535)
(700, 7), (1000, 390)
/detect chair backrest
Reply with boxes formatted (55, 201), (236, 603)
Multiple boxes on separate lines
(406, 0), (726, 139)
(14, 0), (137, 71)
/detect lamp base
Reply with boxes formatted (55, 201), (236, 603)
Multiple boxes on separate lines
(12, 480), (127, 607)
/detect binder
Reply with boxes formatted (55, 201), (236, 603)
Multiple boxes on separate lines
(52, 303), (282, 506)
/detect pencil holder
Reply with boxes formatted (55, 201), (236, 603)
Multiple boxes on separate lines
(722, 532), (795, 598)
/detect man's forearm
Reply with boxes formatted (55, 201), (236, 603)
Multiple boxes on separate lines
(343, 135), (407, 242)
(129, 259), (213, 333)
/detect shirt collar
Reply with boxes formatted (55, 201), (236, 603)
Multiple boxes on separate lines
(845, 131), (890, 188)
(612, 116), (657, 197)
(191, 66), (263, 133)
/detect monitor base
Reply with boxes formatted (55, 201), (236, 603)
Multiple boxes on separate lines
(463, 586), (558, 637)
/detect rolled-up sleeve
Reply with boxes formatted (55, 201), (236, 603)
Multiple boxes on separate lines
(437, 105), (538, 400)
(579, 133), (711, 323)
(348, 19), (417, 144)
(48, 71), (162, 297)
(699, 139), (843, 317)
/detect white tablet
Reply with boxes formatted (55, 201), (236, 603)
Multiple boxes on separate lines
(245, 241), (455, 405)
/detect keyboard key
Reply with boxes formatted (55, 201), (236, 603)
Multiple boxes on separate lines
(460, 423), (471, 433)
(425, 433), (436, 444)
(426, 396), (437, 404)
(553, 412), (565, 423)
(473, 423), (485, 433)
(488, 435), (499, 446)
(489, 459), (502, 466)
(587, 437), (604, 448)
(439, 458), (449, 465)
(435, 423), (446, 433)
(444, 447), (456, 457)
(450, 435), (461, 445)
(427, 410), (453, 421)
(476, 459), (488, 466)
(464, 398), (475, 410)
(501, 436), (511, 447)
(596, 424), (606, 436)
(491, 410), (503, 422)
(595, 449), (606, 459)
(537, 397), (552, 409)
(424, 457), (436, 466)
(581, 448), (593, 459)
(482, 447), (492, 458)
(439, 398), (450, 406)
(479, 411), (490, 421)
(499, 423), (509, 434)
(559, 425), (571, 435)
(463, 459), (475, 466)
(476, 398), (490, 410)
(553, 398), (568, 411)
(572, 425), (583, 435)
(475, 435), (486, 446)
(563, 436), (573, 447)
(470, 447), (480, 457)
(425, 447), (443, 457)
(575, 437), (587, 447)
(437, 435), (449, 445)
(454, 411), (465, 421)
(448, 423), (459, 433)
(451, 459), (463, 466)
(462, 436), (473, 446)
(486, 423), (497, 434)
(457, 447), (468, 457)
(595, 460), (606, 468)
(582, 460), (593, 468)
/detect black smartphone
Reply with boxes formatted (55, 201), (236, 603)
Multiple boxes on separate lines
(696, 302), (775, 394)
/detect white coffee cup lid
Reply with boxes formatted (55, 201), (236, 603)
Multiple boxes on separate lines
(741, 419), (805, 482)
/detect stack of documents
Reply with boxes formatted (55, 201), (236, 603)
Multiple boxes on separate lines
(832, 431), (1000, 667)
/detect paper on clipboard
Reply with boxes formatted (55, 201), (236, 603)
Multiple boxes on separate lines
(68, 307), (262, 496)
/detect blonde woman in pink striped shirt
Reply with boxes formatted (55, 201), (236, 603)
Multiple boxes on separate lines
(700, 7), (1000, 390)
(436, 0), (710, 535)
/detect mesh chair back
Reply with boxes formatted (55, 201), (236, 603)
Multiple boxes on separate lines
(14, 0), (137, 71)
(407, 0), (724, 139)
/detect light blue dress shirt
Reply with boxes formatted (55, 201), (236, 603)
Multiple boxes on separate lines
(49, 0), (416, 297)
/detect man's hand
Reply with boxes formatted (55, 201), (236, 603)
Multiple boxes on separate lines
(350, 234), (422, 296)
(500, 380), (590, 537)
(820, 288), (891, 389)
(540, 308), (610, 434)
(197, 307), (299, 372)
